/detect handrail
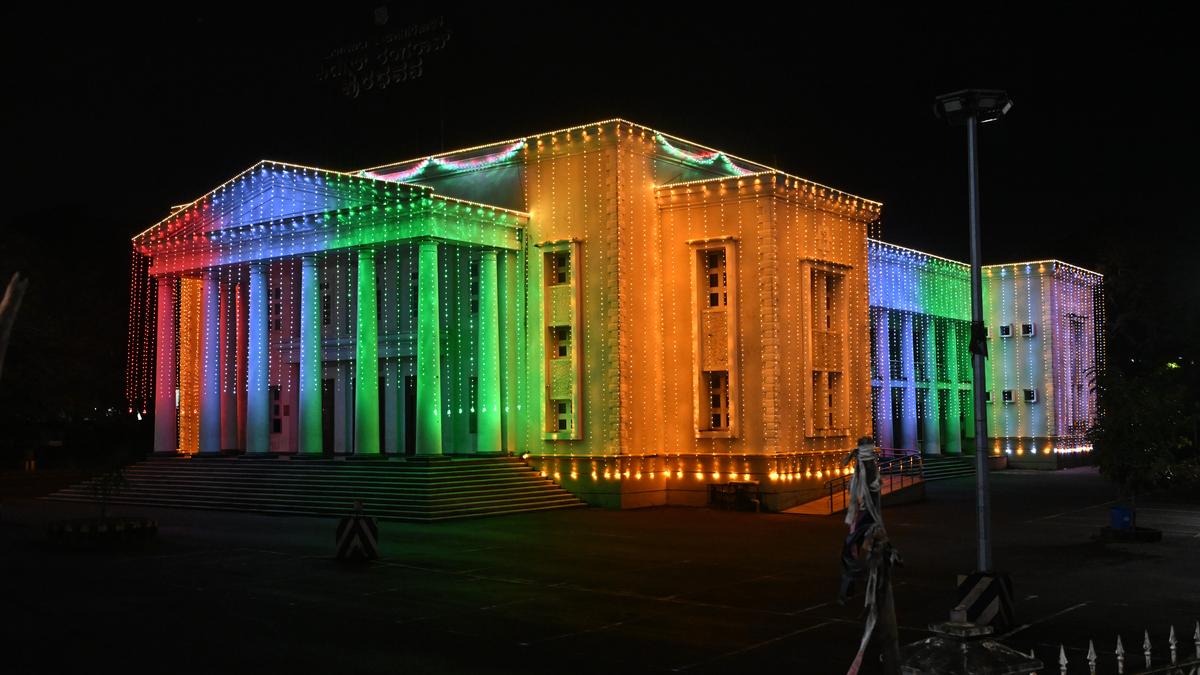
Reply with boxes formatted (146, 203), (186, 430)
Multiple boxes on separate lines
(823, 452), (925, 514)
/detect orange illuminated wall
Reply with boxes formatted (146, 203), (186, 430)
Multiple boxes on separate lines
(653, 174), (877, 460)
(362, 120), (881, 508)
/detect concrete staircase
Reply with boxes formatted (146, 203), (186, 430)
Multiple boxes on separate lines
(43, 455), (586, 522)
(920, 454), (977, 481)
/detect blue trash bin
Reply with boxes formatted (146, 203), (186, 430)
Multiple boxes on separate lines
(1110, 506), (1133, 530)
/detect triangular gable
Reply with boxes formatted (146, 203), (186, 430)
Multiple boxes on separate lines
(134, 161), (424, 244)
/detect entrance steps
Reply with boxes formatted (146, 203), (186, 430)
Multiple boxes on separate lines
(42, 455), (586, 522)
(921, 454), (977, 481)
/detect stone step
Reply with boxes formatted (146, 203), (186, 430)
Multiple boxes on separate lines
(45, 493), (586, 522)
(43, 456), (586, 521)
(48, 483), (566, 507)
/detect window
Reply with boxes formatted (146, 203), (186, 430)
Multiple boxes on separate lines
(811, 268), (843, 332)
(540, 241), (582, 439)
(705, 371), (730, 430)
(813, 371), (842, 431)
(270, 385), (282, 433)
(692, 242), (738, 437)
(1023, 388), (1038, 403)
(704, 250), (727, 308)
(549, 326), (571, 358)
(998, 324), (1013, 338)
(1002, 389), (1014, 404)
(269, 286), (283, 332)
(551, 400), (572, 432)
(1021, 322), (1036, 337)
(985, 390), (993, 404)
(548, 251), (570, 285)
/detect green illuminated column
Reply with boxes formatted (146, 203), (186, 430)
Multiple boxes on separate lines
(245, 263), (270, 454)
(476, 250), (502, 454)
(416, 241), (443, 456)
(945, 321), (963, 453)
(354, 249), (380, 455)
(298, 256), (323, 454)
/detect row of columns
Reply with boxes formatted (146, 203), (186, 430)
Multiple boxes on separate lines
(872, 310), (965, 454)
(153, 242), (504, 457)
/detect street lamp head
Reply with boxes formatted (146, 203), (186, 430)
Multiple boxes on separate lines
(934, 89), (1013, 125)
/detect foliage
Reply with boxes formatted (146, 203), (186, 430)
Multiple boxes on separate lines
(1088, 364), (1198, 504)
(90, 466), (129, 521)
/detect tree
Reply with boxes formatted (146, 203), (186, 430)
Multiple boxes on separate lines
(1088, 364), (1197, 527)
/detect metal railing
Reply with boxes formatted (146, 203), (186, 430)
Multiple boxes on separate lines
(822, 452), (924, 514)
(1031, 622), (1200, 674)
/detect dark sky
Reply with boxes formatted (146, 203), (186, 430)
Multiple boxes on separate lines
(1, 4), (1195, 415)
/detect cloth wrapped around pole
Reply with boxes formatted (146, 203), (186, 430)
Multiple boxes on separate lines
(840, 437), (902, 675)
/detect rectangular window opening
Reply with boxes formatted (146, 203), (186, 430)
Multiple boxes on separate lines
(704, 371), (730, 431)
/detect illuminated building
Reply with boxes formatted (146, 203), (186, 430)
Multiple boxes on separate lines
(867, 241), (1103, 468)
(126, 119), (1101, 511)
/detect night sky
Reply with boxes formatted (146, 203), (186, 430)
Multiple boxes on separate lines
(1, 4), (1195, 420)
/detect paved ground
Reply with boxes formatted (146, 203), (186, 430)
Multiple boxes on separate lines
(2, 467), (1198, 674)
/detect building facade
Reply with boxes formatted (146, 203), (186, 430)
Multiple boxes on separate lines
(866, 241), (1103, 468)
(126, 119), (1101, 510)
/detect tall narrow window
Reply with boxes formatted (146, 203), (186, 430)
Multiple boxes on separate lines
(691, 241), (737, 437)
(705, 371), (730, 430)
(811, 269), (843, 332)
(807, 262), (848, 438)
(813, 372), (842, 431)
(270, 385), (282, 434)
(540, 241), (582, 439)
(548, 251), (570, 285)
(705, 250), (727, 308)
(549, 326), (572, 359)
(550, 400), (572, 432)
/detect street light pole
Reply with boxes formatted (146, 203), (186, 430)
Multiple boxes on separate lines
(934, 89), (1012, 575)
(965, 112), (992, 572)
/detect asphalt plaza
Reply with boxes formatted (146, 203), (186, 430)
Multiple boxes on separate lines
(3, 467), (1198, 674)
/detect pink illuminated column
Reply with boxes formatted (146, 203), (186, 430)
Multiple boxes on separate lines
(219, 280), (239, 450)
(153, 275), (177, 455)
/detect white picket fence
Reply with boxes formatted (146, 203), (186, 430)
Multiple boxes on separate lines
(1030, 622), (1200, 674)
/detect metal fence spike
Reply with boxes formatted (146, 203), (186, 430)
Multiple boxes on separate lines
(1194, 621), (1199, 659)
(1144, 629), (1152, 668)
(1059, 644), (1068, 675)
(1087, 639), (1097, 674)
(1116, 634), (1125, 675)
(1171, 624), (1178, 664)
